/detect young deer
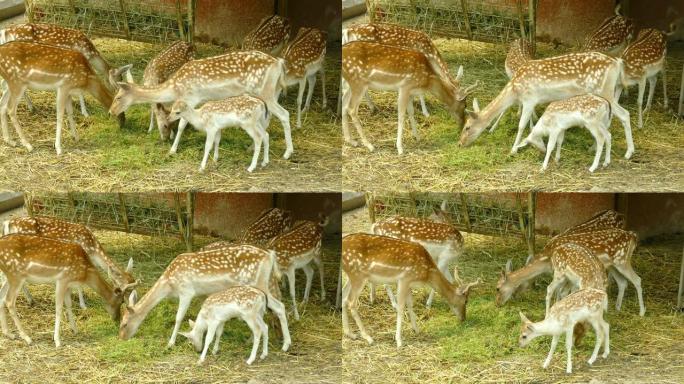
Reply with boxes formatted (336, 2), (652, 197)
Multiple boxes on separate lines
(268, 216), (328, 320)
(180, 286), (269, 365)
(118, 244), (291, 350)
(515, 94), (613, 172)
(617, 28), (668, 128)
(3, 215), (137, 308)
(240, 208), (293, 246)
(583, 4), (635, 56)
(519, 288), (610, 373)
(458, 51), (633, 158)
(243, 15), (291, 56)
(342, 233), (479, 347)
(109, 50), (292, 159)
(0, 234), (124, 347)
(0, 41), (125, 155)
(167, 96), (271, 172)
(282, 27), (327, 128)
(370, 215), (464, 308)
(490, 38), (535, 133)
(342, 41), (477, 154)
(560, 209), (625, 236)
(140, 40), (195, 140)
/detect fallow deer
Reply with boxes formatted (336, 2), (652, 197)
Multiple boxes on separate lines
(240, 208), (293, 246)
(0, 234), (124, 347)
(108, 50), (293, 159)
(583, 4), (635, 56)
(342, 233), (479, 347)
(560, 209), (625, 236)
(342, 41), (477, 155)
(519, 288), (610, 373)
(0, 41), (125, 155)
(243, 15), (291, 57)
(118, 244), (291, 351)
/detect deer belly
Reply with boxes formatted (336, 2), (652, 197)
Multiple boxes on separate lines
(367, 261), (412, 283)
(188, 275), (245, 296)
(416, 241), (454, 263)
(290, 248), (317, 269)
(26, 70), (74, 91)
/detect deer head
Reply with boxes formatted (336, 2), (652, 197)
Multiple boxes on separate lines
(518, 311), (539, 347)
(458, 98), (489, 146)
(109, 83), (137, 116)
(446, 275), (481, 321)
(167, 100), (191, 122)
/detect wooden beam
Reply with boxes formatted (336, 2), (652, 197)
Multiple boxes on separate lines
(118, 0), (131, 40)
(528, 0), (537, 55)
(516, 0), (526, 41)
(678, 245), (684, 309)
(176, 0), (186, 41)
(526, 191), (536, 259)
(460, 0), (473, 41)
(459, 193), (472, 232)
(117, 193), (130, 233)
(679, 63), (684, 116)
(185, 191), (194, 252)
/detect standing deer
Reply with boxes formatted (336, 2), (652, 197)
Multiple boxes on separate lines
(583, 4), (635, 56)
(118, 245), (291, 351)
(342, 41), (477, 154)
(342, 233), (479, 347)
(0, 41), (126, 154)
(108, 50), (293, 159)
(560, 209), (625, 236)
(0, 234), (124, 347)
(240, 208), (293, 246)
(458, 51), (633, 159)
(282, 27), (327, 128)
(243, 15), (291, 56)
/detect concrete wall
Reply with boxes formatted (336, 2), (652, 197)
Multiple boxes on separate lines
(536, 0), (615, 45)
(624, 194), (684, 239)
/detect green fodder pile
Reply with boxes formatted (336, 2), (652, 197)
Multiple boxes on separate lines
(0, 230), (344, 383)
(342, 39), (684, 192)
(0, 38), (341, 192)
(341, 207), (684, 383)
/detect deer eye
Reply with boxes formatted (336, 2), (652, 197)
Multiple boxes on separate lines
(522, 335), (527, 339)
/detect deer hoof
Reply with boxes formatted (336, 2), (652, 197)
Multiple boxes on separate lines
(4, 139), (17, 147)
(281, 341), (290, 351)
(283, 149), (293, 159)
(344, 331), (357, 340)
(24, 143), (33, 152)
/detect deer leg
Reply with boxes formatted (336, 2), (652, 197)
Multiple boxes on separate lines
(645, 76), (657, 113)
(199, 321), (218, 364)
(419, 95), (429, 117)
(608, 268), (627, 311)
(65, 98), (78, 142)
(5, 279), (31, 344)
(610, 102), (634, 159)
(565, 328), (574, 373)
(407, 96), (419, 140)
(554, 130), (566, 163)
(541, 132), (558, 172)
(76, 287), (86, 309)
(213, 130), (221, 163)
(78, 95), (89, 117)
(512, 103), (534, 154)
(23, 92), (34, 113)
(320, 68), (327, 109)
(169, 118), (189, 154)
(364, 91), (377, 112)
(385, 284), (398, 309)
(148, 106), (156, 133)
(588, 125), (605, 173)
(211, 322), (224, 355)
(368, 282), (376, 304)
(489, 112), (505, 133)
(258, 124), (270, 167)
(168, 294), (193, 347)
(543, 335), (559, 369)
(394, 281), (408, 348)
(0, 88), (15, 147)
(265, 293), (291, 351)
(245, 126), (262, 173)
(199, 129), (217, 172)
(302, 263), (314, 303)
(587, 319), (603, 365)
(637, 79), (646, 129)
(0, 280), (12, 338)
(406, 292), (418, 333)
(312, 253), (325, 300)
(21, 283), (34, 306)
(613, 262), (645, 316)
(264, 100), (293, 159)
(54, 89), (69, 155)
(601, 125), (612, 168)
(63, 289), (78, 333)
(662, 63), (668, 110)
(53, 281), (69, 347)
(295, 78), (306, 129)
(257, 313), (269, 360)
(341, 279), (355, 337)
(545, 276), (565, 315)
(286, 268), (300, 321)
(303, 74), (317, 112)
(347, 86), (374, 151)
(601, 320), (610, 358)
(243, 317), (261, 365)
(346, 277), (373, 344)
(395, 90), (410, 155)
(9, 87), (33, 152)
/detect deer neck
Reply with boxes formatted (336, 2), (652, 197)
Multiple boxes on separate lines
(427, 268), (457, 299)
(129, 277), (173, 323)
(84, 268), (119, 308)
(506, 258), (552, 290)
(179, 107), (204, 128)
(428, 75), (458, 106)
(131, 83), (178, 104)
(87, 78), (114, 109)
(479, 84), (517, 126)
(531, 317), (563, 336)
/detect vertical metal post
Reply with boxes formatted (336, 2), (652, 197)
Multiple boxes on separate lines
(526, 191), (536, 259)
(176, 0), (186, 41)
(460, 0), (473, 40)
(528, 0), (536, 55)
(119, 0), (131, 40)
(174, 193), (186, 245)
(187, 0), (195, 43)
(459, 193), (472, 232)
(185, 191), (194, 252)
(118, 193), (130, 233)
(516, 0), (526, 40)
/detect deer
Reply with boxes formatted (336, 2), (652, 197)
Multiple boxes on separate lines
(0, 41), (126, 155)
(243, 15), (291, 56)
(240, 208), (293, 246)
(108, 50), (293, 159)
(514, 94), (614, 173)
(342, 41), (478, 155)
(458, 51), (633, 159)
(267, 215), (328, 320)
(180, 286), (269, 365)
(2, 215), (137, 308)
(519, 288), (610, 374)
(282, 27), (327, 128)
(342, 233), (480, 347)
(560, 209), (625, 236)
(0, 234), (124, 347)
(167, 96), (271, 172)
(616, 28), (668, 129)
(140, 40), (195, 140)
(583, 4), (635, 56)
(118, 244), (291, 351)
(370, 215), (464, 308)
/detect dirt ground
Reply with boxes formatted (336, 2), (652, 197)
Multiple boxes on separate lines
(341, 207), (684, 384)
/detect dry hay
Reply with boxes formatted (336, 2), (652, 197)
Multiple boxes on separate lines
(341, 207), (684, 383)
(0, 38), (342, 192)
(0, 230), (344, 383)
(342, 38), (684, 192)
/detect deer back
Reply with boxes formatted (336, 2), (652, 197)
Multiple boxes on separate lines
(240, 208), (292, 246)
(550, 242), (606, 290)
(372, 216), (463, 247)
(584, 10), (634, 53)
(543, 228), (637, 266)
(0, 234), (91, 280)
(505, 38), (533, 78)
(243, 15), (291, 55)
(283, 27), (327, 78)
(548, 288), (607, 319)
(268, 221), (323, 267)
(561, 209), (625, 236)
(143, 40), (195, 86)
(621, 28), (667, 79)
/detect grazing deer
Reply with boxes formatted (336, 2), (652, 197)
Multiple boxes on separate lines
(0, 234), (124, 347)
(370, 215), (464, 308)
(560, 209), (625, 236)
(243, 15), (291, 56)
(515, 94), (613, 172)
(268, 216), (328, 320)
(583, 4), (635, 56)
(458, 51), (633, 159)
(519, 288), (610, 373)
(167, 96), (271, 172)
(3, 215), (137, 308)
(140, 40), (195, 140)
(240, 208), (293, 246)
(118, 245), (291, 350)
(342, 41), (477, 154)
(282, 27), (327, 128)
(342, 233), (479, 347)
(617, 28), (668, 128)
(180, 286), (269, 365)
(0, 41), (126, 155)
(108, 51), (293, 159)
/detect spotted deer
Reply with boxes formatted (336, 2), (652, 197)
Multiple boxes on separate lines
(458, 51), (633, 159)
(3, 215), (137, 308)
(617, 28), (668, 128)
(282, 27), (327, 128)
(167, 96), (271, 172)
(108, 50), (293, 159)
(561, 209), (625, 236)
(342, 41), (478, 154)
(519, 288), (610, 374)
(240, 208), (293, 246)
(342, 233), (480, 347)
(243, 15), (291, 56)
(141, 40), (195, 140)
(118, 244), (291, 351)
(583, 4), (635, 56)
(515, 94), (613, 172)
(180, 286), (269, 365)
(0, 22), (132, 116)
(0, 41), (126, 155)
(267, 215), (328, 320)
(370, 215), (464, 308)
(0, 234), (124, 347)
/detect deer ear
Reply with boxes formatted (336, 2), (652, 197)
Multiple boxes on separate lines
(473, 98), (480, 113)
(519, 311), (531, 324)
(188, 319), (195, 328)
(117, 82), (132, 92)
(505, 259), (512, 273)
(114, 287), (123, 295)
(466, 110), (478, 120)
(126, 257), (134, 273)
(128, 290), (138, 306)
(126, 305), (135, 314)
(455, 65), (464, 81)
